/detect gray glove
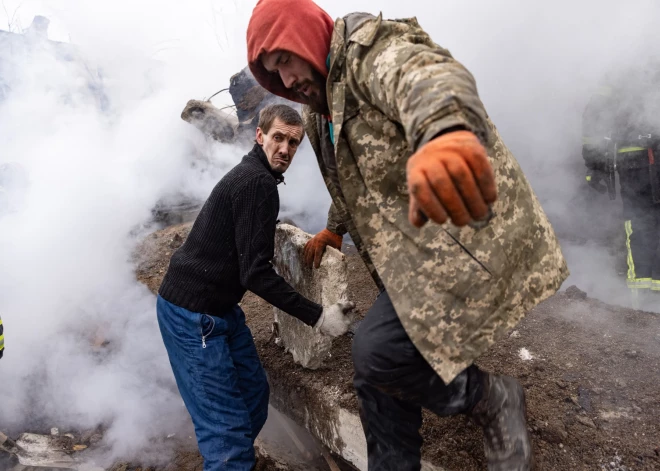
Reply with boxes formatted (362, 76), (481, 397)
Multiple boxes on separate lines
(314, 301), (355, 337)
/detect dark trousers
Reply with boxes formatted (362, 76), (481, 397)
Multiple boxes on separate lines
(352, 291), (484, 471)
(620, 167), (660, 289)
(157, 296), (269, 471)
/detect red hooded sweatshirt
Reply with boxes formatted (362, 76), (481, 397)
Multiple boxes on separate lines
(247, 0), (334, 104)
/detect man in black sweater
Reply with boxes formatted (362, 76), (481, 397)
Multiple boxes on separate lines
(157, 104), (353, 471)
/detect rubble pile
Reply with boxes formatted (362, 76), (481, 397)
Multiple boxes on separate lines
(134, 223), (660, 470)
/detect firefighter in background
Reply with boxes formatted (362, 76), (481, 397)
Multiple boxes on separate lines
(0, 161), (31, 360)
(582, 83), (615, 198)
(582, 66), (660, 308)
(0, 170), (7, 359)
(0, 314), (4, 359)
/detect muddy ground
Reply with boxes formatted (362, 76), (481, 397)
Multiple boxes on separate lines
(133, 222), (660, 471)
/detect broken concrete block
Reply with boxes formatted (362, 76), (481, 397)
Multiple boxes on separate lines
(272, 224), (348, 370)
(180, 99), (237, 142)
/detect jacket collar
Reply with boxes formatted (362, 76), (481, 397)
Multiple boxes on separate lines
(246, 143), (285, 185)
(326, 13), (382, 87)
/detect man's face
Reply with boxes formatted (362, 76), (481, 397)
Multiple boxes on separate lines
(261, 50), (328, 114)
(256, 117), (304, 173)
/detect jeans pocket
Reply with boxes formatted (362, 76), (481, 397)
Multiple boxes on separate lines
(200, 314), (216, 348)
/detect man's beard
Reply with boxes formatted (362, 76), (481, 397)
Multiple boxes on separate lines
(296, 69), (328, 114)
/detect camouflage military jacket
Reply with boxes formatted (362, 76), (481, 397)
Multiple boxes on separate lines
(303, 13), (569, 382)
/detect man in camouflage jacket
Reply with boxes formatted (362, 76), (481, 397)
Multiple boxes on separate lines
(247, 1), (568, 469)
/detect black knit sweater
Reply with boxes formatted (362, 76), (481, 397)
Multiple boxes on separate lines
(159, 144), (322, 326)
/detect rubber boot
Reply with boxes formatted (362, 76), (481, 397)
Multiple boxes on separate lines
(469, 374), (533, 471)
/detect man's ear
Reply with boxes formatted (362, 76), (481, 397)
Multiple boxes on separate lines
(256, 127), (264, 145)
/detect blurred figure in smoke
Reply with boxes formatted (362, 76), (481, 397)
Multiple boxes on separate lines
(247, 1), (568, 470)
(581, 61), (660, 309)
(0, 162), (30, 365)
(0, 312), (4, 359)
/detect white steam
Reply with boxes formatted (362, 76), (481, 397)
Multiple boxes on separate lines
(0, 0), (243, 465)
(0, 0), (328, 465)
(0, 0), (659, 467)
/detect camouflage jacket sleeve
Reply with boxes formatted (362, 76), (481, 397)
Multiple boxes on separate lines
(347, 17), (491, 151)
(326, 201), (348, 235)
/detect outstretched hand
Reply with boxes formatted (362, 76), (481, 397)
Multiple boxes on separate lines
(407, 131), (497, 228)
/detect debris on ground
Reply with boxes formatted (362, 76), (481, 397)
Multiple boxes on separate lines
(518, 348), (535, 361)
(133, 222), (660, 470)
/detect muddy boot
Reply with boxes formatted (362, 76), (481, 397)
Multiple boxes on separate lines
(469, 374), (533, 471)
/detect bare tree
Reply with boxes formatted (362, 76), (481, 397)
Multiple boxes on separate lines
(2, 0), (25, 33)
(207, 0), (234, 53)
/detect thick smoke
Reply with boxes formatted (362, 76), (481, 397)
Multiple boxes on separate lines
(0, 0), (258, 466)
(1, 0), (659, 467)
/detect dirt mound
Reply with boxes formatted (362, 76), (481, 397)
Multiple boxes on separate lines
(135, 223), (660, 471)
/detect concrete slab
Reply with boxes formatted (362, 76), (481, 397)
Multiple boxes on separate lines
(272, 224), (348, 370)
(268, 369), (445, 471)
(269, 224), (444, 470)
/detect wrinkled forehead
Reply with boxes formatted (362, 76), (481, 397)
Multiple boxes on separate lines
(267, 118), (304, 139)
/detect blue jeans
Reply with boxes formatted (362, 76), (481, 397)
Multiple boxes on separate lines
(157, 295), (269, 471)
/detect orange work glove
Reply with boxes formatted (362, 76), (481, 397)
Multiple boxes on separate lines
(303, 228), (343, 269)
(406, 130), (497, 228)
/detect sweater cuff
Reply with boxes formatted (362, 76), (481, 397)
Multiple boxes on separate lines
(296, 300), (323, 327)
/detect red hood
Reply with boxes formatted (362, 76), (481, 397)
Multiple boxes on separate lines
(247, 0), (334, 103)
